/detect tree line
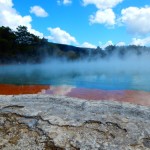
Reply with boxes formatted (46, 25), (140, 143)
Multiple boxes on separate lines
(0, 25), (150, 64)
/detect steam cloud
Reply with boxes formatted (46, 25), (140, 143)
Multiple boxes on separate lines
(0, 52), (150, 91)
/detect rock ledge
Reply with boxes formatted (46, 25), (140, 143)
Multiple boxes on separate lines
(0, 94), (150, 150)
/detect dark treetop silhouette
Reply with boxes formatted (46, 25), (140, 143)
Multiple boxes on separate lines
(0, 25), (150, 64)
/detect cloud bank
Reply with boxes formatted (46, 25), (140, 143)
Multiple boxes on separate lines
(47, 27), (78, 45)
(0, 0), (43, 37)
(89, 9), (116, 26)
(83, 0), (123, 27)
(83, 0), (123, 10)
(120, 6), (150, 35)
(131, 37), (150, 46)
(57, 0), (72, 5)
(81, 42), (96, 48)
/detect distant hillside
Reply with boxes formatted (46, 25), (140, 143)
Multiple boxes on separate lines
(0, 25), (150, 64)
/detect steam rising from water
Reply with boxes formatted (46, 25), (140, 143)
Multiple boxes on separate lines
(1, 54), (150, 91)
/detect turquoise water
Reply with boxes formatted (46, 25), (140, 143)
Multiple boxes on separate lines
(0, 63), (150, 91)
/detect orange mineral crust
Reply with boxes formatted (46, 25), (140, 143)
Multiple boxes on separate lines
(0, 84), (150, 106)
(0, 84), (50, 95)
(67, 88), (150, 106)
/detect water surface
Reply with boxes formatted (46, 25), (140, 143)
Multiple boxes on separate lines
(0, 63), (150, 106)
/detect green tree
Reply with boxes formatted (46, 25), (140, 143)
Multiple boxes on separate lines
(15, 26), (34, 45)
(0, 26), (16, 51)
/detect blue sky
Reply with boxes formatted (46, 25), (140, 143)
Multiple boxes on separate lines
(0, 0), (150, 48)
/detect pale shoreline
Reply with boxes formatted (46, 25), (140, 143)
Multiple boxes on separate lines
(0, 94), (150, 149)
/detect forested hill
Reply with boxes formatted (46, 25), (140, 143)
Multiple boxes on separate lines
(0, 25), (150, 64)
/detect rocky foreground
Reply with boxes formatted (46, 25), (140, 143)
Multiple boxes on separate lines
(0, 95), (150, 150)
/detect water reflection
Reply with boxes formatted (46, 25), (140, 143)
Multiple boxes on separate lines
(40, 85), (75, 95)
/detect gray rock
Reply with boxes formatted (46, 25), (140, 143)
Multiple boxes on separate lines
(0, 94), (150, 150)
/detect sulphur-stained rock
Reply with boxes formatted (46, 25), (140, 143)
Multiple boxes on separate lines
(0, 94), (150, 150)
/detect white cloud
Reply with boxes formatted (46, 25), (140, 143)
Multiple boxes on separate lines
(100, 40), (114, 49)
(0, 0), (13, 7)
(89, 9), (116, 26)
(116, 42), (126, 46)
(131, 37), (150, 46)
(120, 6), (150, 35)
(0, 0), (43, 37)
(47, 27), (78, 45)
(57, 0), (72, 5)
(30, 6), (48, 17)
(83, 0), (123, 9)
(81, 42), (96, 48)
(84, 0), (123, 26)
(63, 0), (72, 4)
(0, 0), (31, 29)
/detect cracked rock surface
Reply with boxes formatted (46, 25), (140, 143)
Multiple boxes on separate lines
(0, 94), (150, 150)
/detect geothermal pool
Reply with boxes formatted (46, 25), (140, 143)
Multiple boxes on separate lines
(0, 62), (150, 106)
